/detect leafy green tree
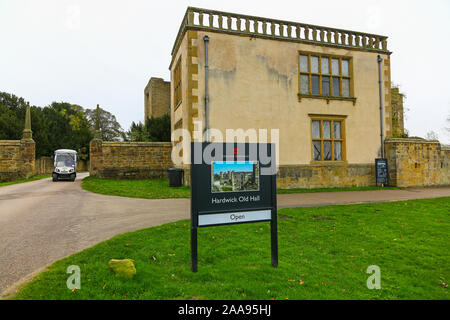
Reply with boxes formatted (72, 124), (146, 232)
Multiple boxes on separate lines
(85, 106), (125, 141)
(127, 121), (148, 142)
(0, 92), (27, 139)
(30, 106), (51, 157)
(145, 114), (171, 142)
(126, 114), (171, 142)
(0, 92), (93, 158)
(47, 102), (93, 160)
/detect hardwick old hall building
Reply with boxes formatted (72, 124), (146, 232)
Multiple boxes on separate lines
(136, 7), (447, 189)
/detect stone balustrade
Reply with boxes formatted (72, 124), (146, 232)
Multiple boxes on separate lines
(172, 7), (389, 55)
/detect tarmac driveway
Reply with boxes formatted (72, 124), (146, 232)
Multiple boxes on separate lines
(0, 173), (189, 295)
(0, 173), (448, 296)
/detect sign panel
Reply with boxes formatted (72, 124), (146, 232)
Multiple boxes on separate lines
(198, 209), (271, 227)
(375, 158), (389, 186)
(190, 142), (277, 272)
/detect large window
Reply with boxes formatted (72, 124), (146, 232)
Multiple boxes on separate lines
(311, 116), (346, 162)
(299, 53), (353, 100)
(174, 58), (182, 108)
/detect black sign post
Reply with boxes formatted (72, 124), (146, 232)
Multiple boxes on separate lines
(375, 158), (389, 186)
(190, 142), (278, 272)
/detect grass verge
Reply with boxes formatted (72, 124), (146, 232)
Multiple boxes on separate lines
(82, 176), (399, 199)
(81, 176), (191, 199)
(12, 197), (450, 300)
(0, 175), (50, 187)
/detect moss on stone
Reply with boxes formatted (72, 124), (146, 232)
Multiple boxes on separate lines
(108, 259), (136, 278)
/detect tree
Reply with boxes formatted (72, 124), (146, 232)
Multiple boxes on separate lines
(0, 92), (27, 140)
(127, 121), (148, 142)
(44, 102), (93, 160)
(145, 114), (171, 142)
(85, 106), (125, 141)
(0, 92), (52, 157)
(0, 92), (93, 158)
(425, 130), (439, 141)
(126, 114), (171, 142)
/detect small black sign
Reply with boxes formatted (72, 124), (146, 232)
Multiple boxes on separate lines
(375, 158), (389, 186)
(190, 142), (278, 272)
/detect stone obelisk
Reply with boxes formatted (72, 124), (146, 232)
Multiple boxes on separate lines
(22, 102), (33, 140)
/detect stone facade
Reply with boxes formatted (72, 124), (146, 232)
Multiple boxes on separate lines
(122, 7), (446, 190)
(181, 163), (375, 189)
(277, 163), (375, 189)
(0, 139), (35, 182)
(385, 138), (450, 187)
(89, 140), (173, 179)
(391, 87), (405, 137)
(169, 7), (393, 178)
(144, 77), (171, 119)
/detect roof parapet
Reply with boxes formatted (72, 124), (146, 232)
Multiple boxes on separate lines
(171, 7), (390, 57)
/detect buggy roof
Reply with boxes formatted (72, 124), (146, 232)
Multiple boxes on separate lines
(54, 149), (77, 154)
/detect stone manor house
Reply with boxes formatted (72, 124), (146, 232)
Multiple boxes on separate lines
(2, 7), (447, 187)
(141, 7), (447, 189)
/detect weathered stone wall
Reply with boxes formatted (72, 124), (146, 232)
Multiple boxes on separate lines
(182, 163), (374, 189)
(89, 140), (173, 179)
(88, 138), (448, 189)
(442, 147), (450, 185)
(385, 138), (449, 187)
(391, 87), (405, 137)
(144, 77), (171, 119)
(35, 156), (89, 175)
(276, 139), (450, 189)
(277, 164), (375, 189)
(0, 140), (35, 182)
(35, 156), (53, 175)
(77, 159), (89, 172)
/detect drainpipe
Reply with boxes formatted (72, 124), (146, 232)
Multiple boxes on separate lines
(377, 55), (385, 158)
(203, 35), (210, 142)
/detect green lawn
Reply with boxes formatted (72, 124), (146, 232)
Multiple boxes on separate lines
(82, 176), (191, 199)
(0, 175), (50, 187)
(82, 176), (399, 199)
(12, 197), (449, 300)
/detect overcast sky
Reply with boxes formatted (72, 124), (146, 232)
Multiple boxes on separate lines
(1, 0), (449, 143)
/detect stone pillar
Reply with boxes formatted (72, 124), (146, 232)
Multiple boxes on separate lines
(391, 87), (405, 137)
(94, 104), (102, 140)
(21, 103), (35, 177)
(20, 140), (35, 178)
(89, 138), (102, 177)
(22, 102), (33, 140)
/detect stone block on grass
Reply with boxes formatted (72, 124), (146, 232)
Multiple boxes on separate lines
(108, 259), (136, 278)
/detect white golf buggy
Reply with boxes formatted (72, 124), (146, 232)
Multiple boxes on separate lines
(52, 149), (77, 182)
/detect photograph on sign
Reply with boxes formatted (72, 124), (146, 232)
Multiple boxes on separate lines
(377, 162), (386, 169)
(211, 161), (260, 193)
